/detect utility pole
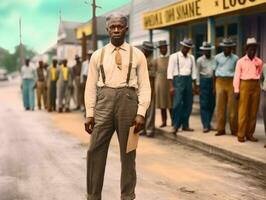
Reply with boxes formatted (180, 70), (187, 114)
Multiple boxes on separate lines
(19, 17), (24, 68)
(90, 0), (101, 51)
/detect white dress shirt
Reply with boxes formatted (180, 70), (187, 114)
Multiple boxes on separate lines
(85, 42), (151, 118)
(21, 64), (37, 80)
(167, 51), (196, 80)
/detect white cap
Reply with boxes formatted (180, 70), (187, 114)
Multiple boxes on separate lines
(246, 37), (257, 46)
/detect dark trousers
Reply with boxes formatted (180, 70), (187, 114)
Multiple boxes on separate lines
(199, 77), (215, 129)
(49, 81), (57, 110)
(87, 87), (138, 200)
(172, 76), (193, 129)
(262, 90), (266, 134)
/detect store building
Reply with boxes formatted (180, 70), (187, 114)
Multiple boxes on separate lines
(142, 0), (266, 60)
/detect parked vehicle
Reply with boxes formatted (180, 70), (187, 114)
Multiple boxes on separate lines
(0, 68), (8, 81)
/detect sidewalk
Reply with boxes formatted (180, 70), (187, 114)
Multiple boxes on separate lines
(154, 105), (266, 171)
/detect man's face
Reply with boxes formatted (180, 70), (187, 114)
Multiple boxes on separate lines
(182, 46), (190, 55)
(52, 60), (57, 66)
(247, 45), (257, 58)
(63, 60), (67, 66)
(25, 59), (30, 66)
(203, 50), (211, 57)
(223, 47), (232, 55)
(106, 18), (128, 42)
(159, 45), (168, 55)
(39, 61), (43, 67)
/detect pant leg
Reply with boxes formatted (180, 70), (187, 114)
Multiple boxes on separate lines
(172, 77), (185, 129)
(65, 84), (71, 109)
(200, 78), (210, 129)
(28, 79), (35, 110)
(36, 81), (42, 109)
(43, 83), (47, 109)
(87, 88), (115, 200)
(237, 82), (250, 138)
(115, 88), (138, 200)
(50, 81), (57, 110)
(181, 77), (193, 128)
(247, 83), (260, 137)
(262, 90), (266, 133)
(74, 77), (81, 107)
(58, 82), (64, 109)
(145, 92), (155, 136)
(209, 79), (216, 128)
(227, 80), (238, 134)
(215, 79), (227, 132)
(22, 79), (30, 109)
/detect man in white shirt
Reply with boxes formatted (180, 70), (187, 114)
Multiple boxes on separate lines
(167, 38), (197, 134)
(21, 58), (37, 111)
(84, 13), (151, 200)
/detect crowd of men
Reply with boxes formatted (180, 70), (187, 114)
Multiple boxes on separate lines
(20, 36), (266, 148)
(139, 36), (266, 147)
(20, 50), (93, 113)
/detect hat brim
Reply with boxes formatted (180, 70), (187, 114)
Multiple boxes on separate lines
(219, 43), (236, 47)
(142, 46), (154, 51)
(246, 43), (258, 47)
(180, 41), (194, 48)
(157, 44), (168, 48)
(200, 46), (215, 50)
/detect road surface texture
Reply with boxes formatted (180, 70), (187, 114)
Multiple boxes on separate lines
(0, 80), (266, 200)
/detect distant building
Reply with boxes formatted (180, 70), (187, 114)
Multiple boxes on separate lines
(57, 20), (82, 66)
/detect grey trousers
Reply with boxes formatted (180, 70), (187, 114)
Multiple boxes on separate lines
(87, 87), (138, 200)
(144, 93), (155, 136)
(74, 76), (81, 107)
(58, 81), (71, 109)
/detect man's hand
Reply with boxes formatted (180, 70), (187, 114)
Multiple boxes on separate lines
(84, 117), (95, 134)
(133, 115), (145, 134)
(234, 93), (240, 100)
(169, 85), (175, 96)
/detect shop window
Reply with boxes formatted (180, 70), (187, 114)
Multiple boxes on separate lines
(228, 23), (238, 36)
(216, 26), (224, 37)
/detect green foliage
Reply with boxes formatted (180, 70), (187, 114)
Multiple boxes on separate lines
(0, 45), (36, 73)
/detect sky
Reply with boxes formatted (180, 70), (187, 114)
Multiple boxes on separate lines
(0, 0), (130, 53)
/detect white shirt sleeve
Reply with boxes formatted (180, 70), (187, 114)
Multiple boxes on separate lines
(85, 52), (99, 118)
(191, 55), (197, 80)
(167, 54), (175, 80)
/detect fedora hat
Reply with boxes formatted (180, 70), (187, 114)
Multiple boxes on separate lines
(219, 38), (236, 47)
(246, 37), (258, 46)
(157, 40), (168, 48)
(200, 41), (215, 50)
(142, 41), (154, 51)
(180, 38), (194, 48)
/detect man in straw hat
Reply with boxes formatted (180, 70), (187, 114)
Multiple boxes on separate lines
(233, 37), (263, 142)
(140, 41), (156, 137)
(167, 38), (197, 134)
(36, 59), (47, 110)
(196, 41), (216, 133)
(73, 55), (82, 110)
(214, 38), (239, 136)
(155, 40), (172, 127)
(84, 12), (151, 200)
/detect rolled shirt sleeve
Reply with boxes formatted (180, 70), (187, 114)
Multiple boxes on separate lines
(196, 58), (201, 86)
(85, 51), (99, 118)
(136, 50), (151, 117)
(233, 60), (241, 93)
(167, 54), (175, 80)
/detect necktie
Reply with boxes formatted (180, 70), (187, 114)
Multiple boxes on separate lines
(115, 48), (122, 70)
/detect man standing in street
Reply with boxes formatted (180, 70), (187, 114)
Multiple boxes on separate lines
(155, 40), (172, 127)
(196, 41), (216, 133)
(214, 38), (239, 136)
(84, 13), (151, 200)
(167, 38), (197, 134)
(57, 59), (73, 113)
(47, 57), (58, 112)
(233, 38), (263, 142)
(80, 50), (94, 112)
(21, 58), (37, 111)
(141, 41), (156, 137)
(73, 55), (82, 110)
(36, 60), (47, 110)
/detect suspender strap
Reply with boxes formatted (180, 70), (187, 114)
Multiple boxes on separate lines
(99, 48), (106, 84)
(126, 46), (133, 85)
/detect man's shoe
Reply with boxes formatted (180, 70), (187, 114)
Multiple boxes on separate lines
(171, 128), (178, 136)
(160, 123), (167, 128)
(48, 108), (52, 112)
(58, 108), (63, 113)
(215, 130), (226, 136)
(203, 128), (210, 133)
(264, 144), (266, 148)
(210, 127), (217, 131)
(146, 134), (154, 138)
(246, 136), (258, 142)
(139, 131), (146, 136)
(238, 137), (245, 143)
(65, 108), (70, 113)
(182, 128), (194, 132)
(231, 132), (237, 136)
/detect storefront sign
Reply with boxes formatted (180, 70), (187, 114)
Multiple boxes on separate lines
(143, 0), (266, 29)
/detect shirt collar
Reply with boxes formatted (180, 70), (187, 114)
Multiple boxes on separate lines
(244, 54), (258, 62)
(110, 42), (128, 53)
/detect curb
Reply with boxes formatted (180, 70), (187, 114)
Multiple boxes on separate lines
(155, 128), (266, 172)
